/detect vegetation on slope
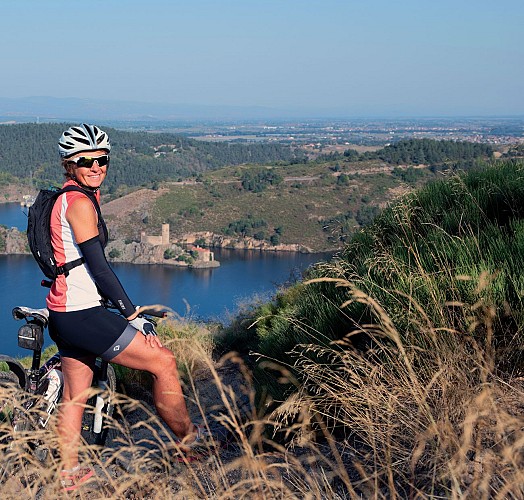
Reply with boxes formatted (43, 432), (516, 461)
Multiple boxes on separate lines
(139, 171), (418, 252)
(215, 159), (524, 496)
(1, 124), (497, 251)
(220, 159), (524, 366)
(361, 137), (493, 165)
(103, 137), (495, 250)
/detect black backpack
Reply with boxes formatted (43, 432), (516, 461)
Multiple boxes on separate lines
(27, 185), (106, 281)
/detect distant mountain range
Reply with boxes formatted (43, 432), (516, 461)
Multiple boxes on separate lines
(0, 96), (323, 123)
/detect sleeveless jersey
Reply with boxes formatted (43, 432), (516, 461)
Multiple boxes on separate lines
(46, 181), (103, 312)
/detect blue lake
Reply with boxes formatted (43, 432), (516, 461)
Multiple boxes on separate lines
(0, 202), (28, 230)
(0, 202), (331, 358)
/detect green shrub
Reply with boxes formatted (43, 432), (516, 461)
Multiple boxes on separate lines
(108, 248), (121, 259)
(164, 248), (177, 259)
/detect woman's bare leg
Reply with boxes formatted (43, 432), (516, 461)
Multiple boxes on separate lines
(57, 355), (95, 470)
(111, 332), (193, 438)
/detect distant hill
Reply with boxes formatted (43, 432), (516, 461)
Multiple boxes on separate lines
(0, 123), (496, 251)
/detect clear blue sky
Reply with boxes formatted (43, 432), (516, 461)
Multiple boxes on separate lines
(1, 0), (523, 117)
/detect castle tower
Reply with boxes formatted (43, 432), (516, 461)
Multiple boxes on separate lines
(162, 224), (170, 245)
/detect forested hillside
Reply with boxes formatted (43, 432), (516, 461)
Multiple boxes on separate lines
(1, 124), (499, 251)
(363, 138), (492, 164)
(0, 123), (304, 191)
(0, 124), (495, 195)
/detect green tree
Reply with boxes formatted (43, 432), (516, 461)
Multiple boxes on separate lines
(164, 248), (177, 259)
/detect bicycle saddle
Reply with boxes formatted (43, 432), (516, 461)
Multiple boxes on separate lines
(12, 306), (49, 327)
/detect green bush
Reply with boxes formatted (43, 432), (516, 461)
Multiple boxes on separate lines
(164, 248), (177, 259)
(241, 168), (283, 192)
(108, 248), (121, 259)
(176, 253), (194, 264)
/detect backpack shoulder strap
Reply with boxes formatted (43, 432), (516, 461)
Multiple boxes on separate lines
(59, 186), (102, 217)
(58, 186), (108, 246)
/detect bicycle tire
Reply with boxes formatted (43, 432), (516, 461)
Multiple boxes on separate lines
(81, 361), (117, 446)
(1, 369), (55, 466)
(0, 370), (22, 424)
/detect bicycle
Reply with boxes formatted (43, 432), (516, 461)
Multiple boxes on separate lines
(0, 302), (166, 479)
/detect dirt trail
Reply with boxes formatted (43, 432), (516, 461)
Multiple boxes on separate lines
(84, 360), (253, 497)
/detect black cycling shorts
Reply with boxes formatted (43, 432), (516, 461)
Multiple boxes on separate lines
(48, 306), (137, 361)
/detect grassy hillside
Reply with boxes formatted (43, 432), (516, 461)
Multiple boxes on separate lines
(107, 159), (440, 251)
(221, 158), (524, 386)
(215, 159), (524, 496)
(1, 125), (496, 251)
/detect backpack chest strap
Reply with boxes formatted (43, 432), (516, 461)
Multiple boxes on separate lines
(56, 257), (85, 277)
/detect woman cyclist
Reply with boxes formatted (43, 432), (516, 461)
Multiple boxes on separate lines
(49, 124), (204, 490)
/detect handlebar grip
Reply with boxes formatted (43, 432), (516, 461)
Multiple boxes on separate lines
(138, 307), (168, 318)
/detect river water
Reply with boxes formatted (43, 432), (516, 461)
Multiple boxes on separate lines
(0, 202), (331, 357)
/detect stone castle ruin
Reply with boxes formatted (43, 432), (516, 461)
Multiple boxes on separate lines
(141, 223), (171, 246)
(140, 223), (216, 264)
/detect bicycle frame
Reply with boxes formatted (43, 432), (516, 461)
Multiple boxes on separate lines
(2, 306), (114, 444)
(2, 303), (165, 453)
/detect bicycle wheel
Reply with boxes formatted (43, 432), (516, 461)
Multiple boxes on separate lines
(0, 370), (22, 424)
(81, 361), (117, 446)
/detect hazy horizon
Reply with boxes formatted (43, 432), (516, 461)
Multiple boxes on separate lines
(1, 96), (524, 124)
(1, 1), (523, 119)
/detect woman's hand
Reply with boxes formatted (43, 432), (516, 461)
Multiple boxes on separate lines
(144, 333), (163, 349)
(129, 317), (164, 348)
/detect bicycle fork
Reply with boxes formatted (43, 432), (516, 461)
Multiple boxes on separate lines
(93, 360), (111, 442)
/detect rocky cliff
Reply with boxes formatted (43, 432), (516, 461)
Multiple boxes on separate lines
(0, 227), (28, 254)
(178, 231), (313, 253)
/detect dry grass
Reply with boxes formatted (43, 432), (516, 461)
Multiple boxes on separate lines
(262, 277), (524, 498)
(2, 289), (524, 498)
(0, 344), (353, 499)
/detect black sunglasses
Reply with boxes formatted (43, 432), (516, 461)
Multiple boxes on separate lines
(68, 154), (110, 168)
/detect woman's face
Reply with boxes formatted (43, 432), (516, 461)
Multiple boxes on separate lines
(67, 149), (108, 189)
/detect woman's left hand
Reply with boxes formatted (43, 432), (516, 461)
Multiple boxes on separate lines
(144, 333), (163, 349)
(129, 317), (164, 348)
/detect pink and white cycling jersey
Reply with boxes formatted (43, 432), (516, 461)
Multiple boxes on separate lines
(46, 181), (103, 312)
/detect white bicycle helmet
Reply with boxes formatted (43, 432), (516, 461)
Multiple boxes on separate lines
(58, 123), (111, 158)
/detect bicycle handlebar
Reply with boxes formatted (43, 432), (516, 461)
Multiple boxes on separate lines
(136, 306), (168, 319)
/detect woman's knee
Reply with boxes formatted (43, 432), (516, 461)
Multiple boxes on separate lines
(149, 347), (178, 375)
